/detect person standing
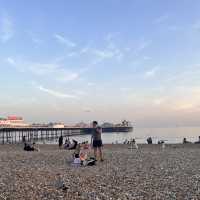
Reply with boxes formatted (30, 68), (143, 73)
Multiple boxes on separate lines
(58, 135), (63, 149)
(91, 121), (103, 161)
(22, 136), (26, 144)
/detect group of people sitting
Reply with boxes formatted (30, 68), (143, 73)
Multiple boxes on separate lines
(58, 136), (78, 150)
(123, 136), (200, 145)
(183, 136), (200, 144)
(64, 138), (78, 150)
(72, 141), (96, 166)
(24, 142), (39, 151)
(58, 135), (96, 166)
(123, 138), (136, 144)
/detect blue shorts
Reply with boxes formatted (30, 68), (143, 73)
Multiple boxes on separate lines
(93, 140), (102, 148)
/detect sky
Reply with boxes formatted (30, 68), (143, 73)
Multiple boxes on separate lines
(0, 0), (200, 127)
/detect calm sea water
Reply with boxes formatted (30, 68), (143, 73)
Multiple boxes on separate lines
(69, 127), (200, 144)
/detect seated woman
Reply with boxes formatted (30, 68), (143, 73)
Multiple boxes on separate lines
(72, 143), (96, 166)
(68, 139), (78, 150)
(64, 139), (71, 149)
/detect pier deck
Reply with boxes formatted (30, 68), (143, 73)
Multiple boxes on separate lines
(0, 126), (133, 144)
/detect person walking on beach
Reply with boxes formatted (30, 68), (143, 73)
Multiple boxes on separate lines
(91, 121), (104, 161)
(58, 135), (63, 149)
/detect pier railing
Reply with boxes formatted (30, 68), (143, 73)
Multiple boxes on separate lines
(0, 127), (84, 144)
(0, 126), (133, 144)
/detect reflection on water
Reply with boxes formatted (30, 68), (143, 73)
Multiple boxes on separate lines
(71, 127), (200, 144)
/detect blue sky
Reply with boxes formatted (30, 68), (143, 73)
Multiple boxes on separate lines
(0, 0), (200, 126)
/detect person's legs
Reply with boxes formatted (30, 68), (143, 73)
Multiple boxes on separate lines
(98, 147), (103, 161)
(93, 147), (97, 160)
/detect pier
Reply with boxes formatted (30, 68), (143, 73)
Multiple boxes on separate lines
(0, 126), (133, 144)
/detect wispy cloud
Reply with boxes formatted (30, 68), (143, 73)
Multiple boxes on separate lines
(54, 34), (76, 47)
(94, 49), (115, 59)
(0, 14), (14, 43)
(137, 40), (152, 52)
(144, 67), (159, 78)
(153, 14), (169, 24)
(6, 57), (79, 82)
(153, 98), (166, 106)
(120, 87), (132, 92)
(132, 39), (152, 56)
(56, 72), (79, 82)
(192, 21), (200, 31)
(92, 46), (124, 64)
(80, 46), (90, 54)
(87, 82), (95, 86)
(67, 52), (78, 57)
(167, 25), (179, 31)
(6, 57), (16, 65)
(27, 31), (43, 45)
(104, 32), (120, 42)
(38, 86), (78, 99)
(143, 56), (152, 61)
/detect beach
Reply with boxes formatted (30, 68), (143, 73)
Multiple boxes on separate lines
(0, 144), (200, 200)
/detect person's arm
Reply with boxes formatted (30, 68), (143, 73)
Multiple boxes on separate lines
(91, 134), (93, 145)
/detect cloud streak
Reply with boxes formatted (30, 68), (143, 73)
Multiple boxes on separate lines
(144, 67), (158, 78)
(6, 57), (79, 82)
(0, 14), (14, 43)
(54, 34), (76, 47)
(153, 14), (169, 24)
(38, 86), (78, 99)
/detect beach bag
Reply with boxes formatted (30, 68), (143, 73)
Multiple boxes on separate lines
(83, 157), (96, 166)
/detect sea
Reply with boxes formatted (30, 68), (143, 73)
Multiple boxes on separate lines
(3, 126), (200, 145)
(69, 126), (200, 144)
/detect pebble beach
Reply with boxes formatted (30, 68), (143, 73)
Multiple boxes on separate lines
(0, 144), (200, 200)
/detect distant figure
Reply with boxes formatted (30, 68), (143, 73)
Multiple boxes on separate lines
(158, 140), (164, 144)
(131, 138), (136, 144)
(147, 137), (152, 144)
(194, 136), (200, 144)
(183, 138), (191, 144)
(58, 135), (63, 149)
(123, 139), (128, 144)
(22, 136), (26, 143)
(130, 138), (138, 150)
(91, 121), (103, 161)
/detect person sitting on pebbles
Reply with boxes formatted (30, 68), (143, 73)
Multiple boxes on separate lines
(194, 136), (200, 144)
(72, 143), (96, 166)
(64, 138), (71, 149)
(183, 138), (191, 144)
(68, 139), (78, 150)
(24, 142), (39, 151)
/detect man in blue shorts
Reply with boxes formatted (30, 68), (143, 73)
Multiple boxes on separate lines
(91, 121), (103, 161)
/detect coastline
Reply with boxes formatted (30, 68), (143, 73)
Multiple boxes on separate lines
(0, 144), (200, 199)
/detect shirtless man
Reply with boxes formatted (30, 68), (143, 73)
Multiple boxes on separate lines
(91, 121), (103, 161)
